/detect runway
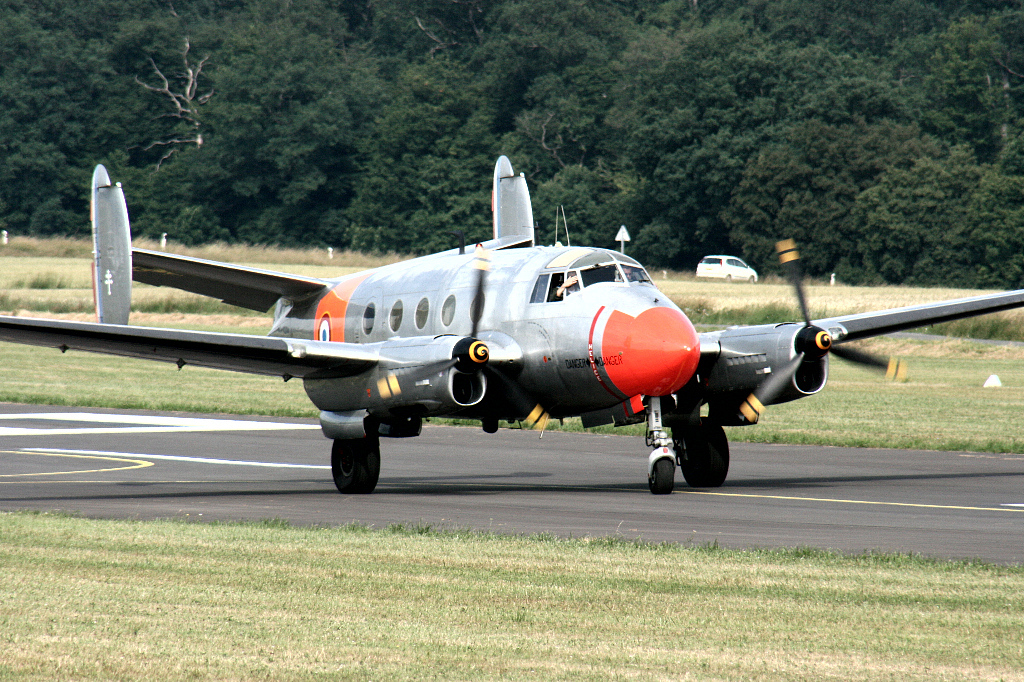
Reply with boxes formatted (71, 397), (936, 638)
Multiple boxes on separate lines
(2, 403), (1022, 564)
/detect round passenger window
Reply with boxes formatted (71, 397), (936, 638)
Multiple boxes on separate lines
(441, 295), (456, 326)
(362, 302), (376, 335)
(389, 300), (403, 332)
(415, 297), (430, 329)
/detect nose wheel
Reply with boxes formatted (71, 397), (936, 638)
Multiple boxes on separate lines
(648, 447), (676, 494)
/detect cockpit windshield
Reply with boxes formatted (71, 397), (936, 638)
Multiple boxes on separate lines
(579, 264), (622, 287)
(531, 255), (655, 303)
(621, 264), (652, 284)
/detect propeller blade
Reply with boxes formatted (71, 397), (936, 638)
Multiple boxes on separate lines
(484, 365), (550, 430)
(776, 238), (811, 326)
(831, 344), (907, 381)
(738, 352), (805, 424)
(470, 245), (491, 338)
(468, 245), (550, 429)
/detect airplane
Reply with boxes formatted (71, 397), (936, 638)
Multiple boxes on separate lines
(3, 156), (1024, 496)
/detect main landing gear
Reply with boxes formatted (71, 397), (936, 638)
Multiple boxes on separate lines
(646, 397), (730, 494)
(331, 436), (381, 494)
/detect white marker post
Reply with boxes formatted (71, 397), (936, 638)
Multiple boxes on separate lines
(615, 224), (630, 254)
(161, 233), (167, 249)
(1, 230), (7, 245)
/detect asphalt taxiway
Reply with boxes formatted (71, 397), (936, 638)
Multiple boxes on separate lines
(1, 403), (1022, 564)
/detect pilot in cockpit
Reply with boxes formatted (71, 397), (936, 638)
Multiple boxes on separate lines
(555, 273), (579, 299)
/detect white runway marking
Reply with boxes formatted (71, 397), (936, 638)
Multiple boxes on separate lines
(22, 448), (330, 470)
(0, 412), (320, 436)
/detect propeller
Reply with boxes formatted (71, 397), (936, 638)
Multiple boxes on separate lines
(379, 245), (550, 430)
(738, 239), (906, 424)
(468, 245), (551, 430)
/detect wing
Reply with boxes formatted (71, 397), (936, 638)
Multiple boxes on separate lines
(814, 289), (1024, 342)
(132, 248), (331, 312)
(0, 315), (377, 380)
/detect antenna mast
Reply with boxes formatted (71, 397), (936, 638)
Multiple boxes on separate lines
(555, 205), (571, 247)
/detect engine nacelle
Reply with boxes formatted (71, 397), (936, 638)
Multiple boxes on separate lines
(303, 335), (487, 418)
(703, 323), (829, 404)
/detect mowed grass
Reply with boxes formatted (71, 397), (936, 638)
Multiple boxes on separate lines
(2, 513), (1023, 681)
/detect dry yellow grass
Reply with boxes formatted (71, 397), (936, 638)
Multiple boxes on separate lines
(7, 311), (272, 330)
(659, 278), (1003, 318)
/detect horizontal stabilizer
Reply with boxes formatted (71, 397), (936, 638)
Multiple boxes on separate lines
(0, 315), (377, 380)
(133, 249), (330, 312)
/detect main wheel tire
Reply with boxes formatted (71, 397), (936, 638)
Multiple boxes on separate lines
(676, 422), (729, 488)
(648, 457), (675, 495)
(331, 437), (381, 494)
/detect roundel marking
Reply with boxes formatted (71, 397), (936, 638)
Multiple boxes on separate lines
(313, 274), (370, 342)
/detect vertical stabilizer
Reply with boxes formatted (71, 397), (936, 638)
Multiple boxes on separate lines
(90, 165), (132, 325)
(491, 156), (535, 245)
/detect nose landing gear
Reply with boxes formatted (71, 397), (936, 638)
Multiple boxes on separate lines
(646, 396), (676, 494)
(646, 396), (731, 493)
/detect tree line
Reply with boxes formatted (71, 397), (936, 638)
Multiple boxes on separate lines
(1, 0), (1023, 287)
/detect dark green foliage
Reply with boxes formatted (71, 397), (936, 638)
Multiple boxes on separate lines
(1, 0), (1024, 286)
(346, 58), (496, 254)
(725, 120), (940, 279)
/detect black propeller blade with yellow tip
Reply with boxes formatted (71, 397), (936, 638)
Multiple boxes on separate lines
(738, 239), (906, 424)
(470, 244), (490, 339)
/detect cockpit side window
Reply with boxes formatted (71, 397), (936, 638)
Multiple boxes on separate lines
(546, 272), (564, 301)
(545, 271), (580, 301)
(562, 272), (580, 297)
(530, 275), (550, 303)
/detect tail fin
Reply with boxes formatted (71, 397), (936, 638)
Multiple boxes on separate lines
(491, 156), (535, 246)
(90, 165), (132, 325)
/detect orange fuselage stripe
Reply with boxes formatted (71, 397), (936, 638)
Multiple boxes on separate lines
(314, 273), (370, 342)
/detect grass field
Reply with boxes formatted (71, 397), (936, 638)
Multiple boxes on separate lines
(2, 513), (1023, 681)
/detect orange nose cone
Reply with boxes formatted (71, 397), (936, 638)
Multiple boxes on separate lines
(601, 307), (700, 397)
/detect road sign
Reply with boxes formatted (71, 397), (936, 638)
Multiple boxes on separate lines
(615, 225), (630, 253)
